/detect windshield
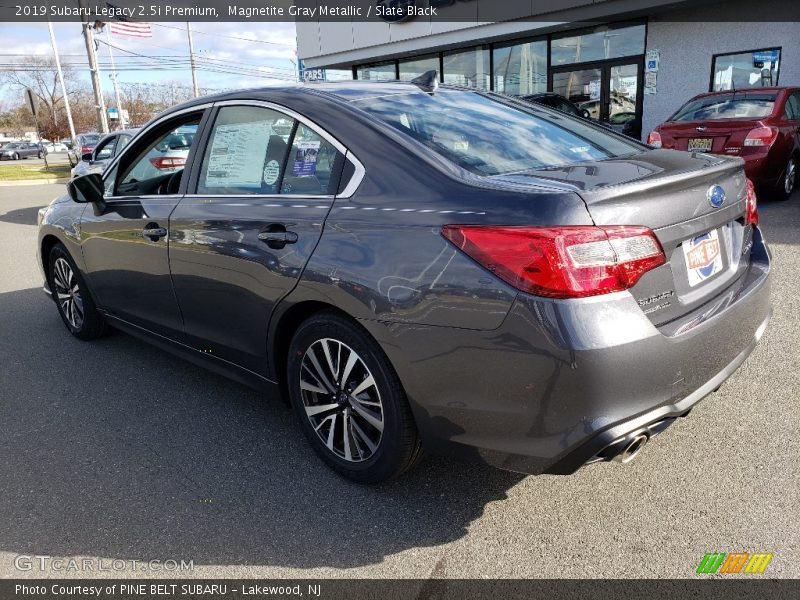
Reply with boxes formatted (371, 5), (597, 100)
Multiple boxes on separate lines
(353, 90), (641, 176)
(671, 94), (776, 122)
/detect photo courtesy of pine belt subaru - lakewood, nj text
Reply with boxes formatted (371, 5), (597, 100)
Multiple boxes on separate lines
(37, 72), (771, 483)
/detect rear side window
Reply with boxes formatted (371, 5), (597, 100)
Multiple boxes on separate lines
(197, 105), (343, 196)
(280, 123), (341, 195)
(671, 94), (776, 122)
(785, 93), (800, 120)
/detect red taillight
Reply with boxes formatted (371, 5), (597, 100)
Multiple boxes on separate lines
(80, 145), (92, 154)
(441, 225), (666, 299)
(745, 178), (759, 226)
(149, 156), (186, 170)
(646, 131), (662, 148)
(743, 126), (778, 147)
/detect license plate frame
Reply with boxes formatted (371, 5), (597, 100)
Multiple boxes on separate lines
(683, 229), (723, 287)
(688, 138), (713, 152)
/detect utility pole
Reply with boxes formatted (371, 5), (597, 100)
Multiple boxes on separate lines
(186, 22), (199, 98)
(80, 0), (108, 133)
(47, 21), (77, 147)
(105, 25), (126, 129)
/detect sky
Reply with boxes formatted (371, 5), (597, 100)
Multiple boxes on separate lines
(0, 21), (298, 105)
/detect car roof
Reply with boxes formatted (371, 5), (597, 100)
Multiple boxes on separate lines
(160, 80), (480, 116)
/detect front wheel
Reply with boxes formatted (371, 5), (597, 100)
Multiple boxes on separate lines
(12, 152), (19, 160)
(773, 155), (797, 200)
(287, 311), (422, 483)
(48, 243), (108, 340)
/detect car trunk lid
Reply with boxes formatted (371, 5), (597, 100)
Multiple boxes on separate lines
(491, 149), (752, 326)
(659, 119), (763, 155)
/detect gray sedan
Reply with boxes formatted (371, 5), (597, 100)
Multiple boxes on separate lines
(1, 141), (45, 160)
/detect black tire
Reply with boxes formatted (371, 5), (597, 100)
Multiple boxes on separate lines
(12, 152), (19, 160)
(48, 243), (108, 340)
(37, 152), (43, 159)
(773, 155), (797, 201)
(287, 311), (422, 483)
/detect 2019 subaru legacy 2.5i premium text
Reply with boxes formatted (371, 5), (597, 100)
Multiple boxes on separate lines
(38, 75), (771, 482)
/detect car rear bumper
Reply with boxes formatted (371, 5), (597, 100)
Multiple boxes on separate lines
(742, 152), (780, 187)
(368, 226), (771, 475)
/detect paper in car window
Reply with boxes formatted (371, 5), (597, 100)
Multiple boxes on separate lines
(204, 120), (272, 189)
(291, 141), (321, 177)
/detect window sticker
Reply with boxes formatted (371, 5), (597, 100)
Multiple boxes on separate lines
(291, 140), (321, 177)
(204, 120), (272, 188)
(263, 160), (281, 185)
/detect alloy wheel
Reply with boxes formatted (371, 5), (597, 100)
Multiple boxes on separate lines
(52, 257), (84, 330)
(786, 157), (797, 196)
(299, 338), (384, 462)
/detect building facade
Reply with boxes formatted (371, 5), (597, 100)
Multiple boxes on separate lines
(296, 0), (800, 140)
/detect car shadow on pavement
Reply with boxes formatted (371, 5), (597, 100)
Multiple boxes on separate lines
(0, 287), (524, 570)
(0, 205), (46, 226)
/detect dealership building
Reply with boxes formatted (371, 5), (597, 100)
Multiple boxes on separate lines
(296, 0), (800, 140)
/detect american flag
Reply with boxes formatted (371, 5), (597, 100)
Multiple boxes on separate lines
(109, 21), (152, 38)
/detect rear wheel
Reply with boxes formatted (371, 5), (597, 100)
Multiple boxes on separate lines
(773, 155), (797, 200)
(12, 152), (19, 160)
(48, 244), (108, 340)
(287, 311), (422, 483)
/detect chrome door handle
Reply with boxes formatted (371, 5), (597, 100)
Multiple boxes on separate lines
(258, 231), (298, 244)
(143, 226), (167, 240)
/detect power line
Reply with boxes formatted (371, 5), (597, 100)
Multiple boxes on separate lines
(150, 22), (296, 48)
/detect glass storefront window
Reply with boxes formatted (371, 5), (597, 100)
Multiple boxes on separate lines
(357, 62), (396, 81)
(399, 54), (439, 81)
(324, 69), (354, 81)
(551, 23), (645, 66)
(443, 46), (490, 89)
(711, 49), (781, 91)
(492, 39), (547, 96)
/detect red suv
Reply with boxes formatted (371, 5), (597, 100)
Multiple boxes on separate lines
(648, 87), (800, 200)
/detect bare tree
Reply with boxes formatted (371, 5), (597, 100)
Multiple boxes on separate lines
(0, 56), (81, 128)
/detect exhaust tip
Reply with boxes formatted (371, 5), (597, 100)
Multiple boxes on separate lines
(614, 433), (648, 464)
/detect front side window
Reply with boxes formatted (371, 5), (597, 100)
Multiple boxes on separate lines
(670, 93), (777, 122)
(711, 48), (780, 91)
(116, 115), (201, 196)
(354, 90), (641, 176)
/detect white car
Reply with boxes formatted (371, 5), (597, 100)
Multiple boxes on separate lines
(44, 142), (68, 153)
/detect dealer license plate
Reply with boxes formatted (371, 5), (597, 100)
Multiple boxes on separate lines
(683, 229), (723, 287)
(688, 138), (713, 152)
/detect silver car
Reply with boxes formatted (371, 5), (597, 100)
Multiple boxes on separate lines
(1, 141), (45, 160)
(71, 129), (138, 179)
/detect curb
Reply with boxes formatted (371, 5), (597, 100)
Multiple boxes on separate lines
(0, 178), (69, 186)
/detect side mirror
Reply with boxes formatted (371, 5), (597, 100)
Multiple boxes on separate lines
(81, 152), (93, 162)
(68, 173), (105, 204)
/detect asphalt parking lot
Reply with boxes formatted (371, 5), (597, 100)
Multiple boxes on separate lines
(0, 184), (797, 579)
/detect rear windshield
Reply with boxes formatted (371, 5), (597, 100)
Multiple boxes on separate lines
(670, 94), (776, 122)
(352, 90), (641, 176)
(81, 134), (100, 144)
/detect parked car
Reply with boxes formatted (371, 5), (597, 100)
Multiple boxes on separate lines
(67, 133), (101, 167)
(521, 92), (641, 138)
(39, 76), (771, 483)
(1, 141), (45, 160)
(520, 92), (587, 118)
(44, 142), (69, 153)
(648, 87), (800, 199)
(71, 129), (139, 179)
